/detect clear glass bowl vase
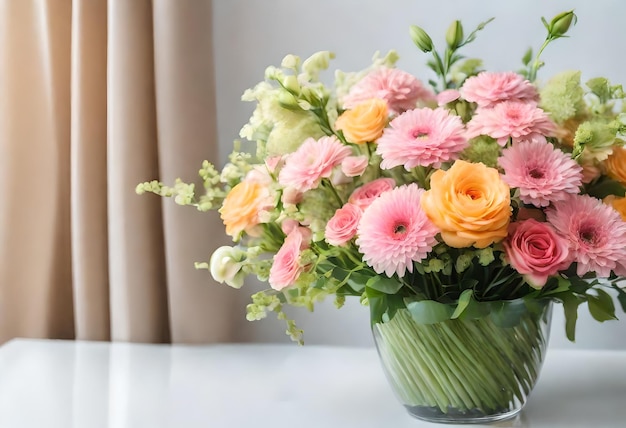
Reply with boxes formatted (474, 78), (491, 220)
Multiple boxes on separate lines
(372, 299), (552, 424)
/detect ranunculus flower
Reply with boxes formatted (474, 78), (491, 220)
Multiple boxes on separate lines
(420, 160), (511, 248)
(604, 146), (626, 185)
(325, 203), (362, 246)
(348, 177), (396, 211)
(210, 246), (247, 289)
(269, 228), (310, 291)
(503, 219), (571, 288)
(341, 155), (369, 177)
(334, 98), (388, 144)
(219, 179), (273, 238)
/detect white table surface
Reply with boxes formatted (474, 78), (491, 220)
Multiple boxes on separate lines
(0, 339), (624, 428)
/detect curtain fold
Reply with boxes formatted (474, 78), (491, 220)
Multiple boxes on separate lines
(0, 0), (235, 344)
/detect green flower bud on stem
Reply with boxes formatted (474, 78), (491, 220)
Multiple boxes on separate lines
(446, 20), (464, 50)
(410, 25), (433, 52)
(546, 10), (576, 38)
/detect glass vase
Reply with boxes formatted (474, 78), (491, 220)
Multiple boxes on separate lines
(372, 299), (552, 424)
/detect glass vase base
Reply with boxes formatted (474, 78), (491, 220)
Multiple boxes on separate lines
(404, 404), (522, 425)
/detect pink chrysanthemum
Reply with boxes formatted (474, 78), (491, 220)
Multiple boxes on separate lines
(465, 101), (556, 146)
(498, 140), (583, 207)
(461, 71), (539, 108)
(376, 107), (468, 169)
(343, 67), (435, 115)
(279, 136), (352, 192)
(546, 194), (626, 277)
(356, 183), (439, 277)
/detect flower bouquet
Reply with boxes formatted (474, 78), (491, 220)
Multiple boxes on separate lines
(138, 10), (626, 424)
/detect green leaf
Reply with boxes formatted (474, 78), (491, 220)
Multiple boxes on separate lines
(521, 47), (533, 66)
(490, 299), (529, 328)
(405, 299), (455, 324)
(366, 287), (385, 325)
(458, 298), (491, 321)
(539, 275), (571, 296)
(587, 289), (617, 322)
(558, 293), (582, 342)
(346, 271), (370, 293)
(451, 289), (473, 319)
(382, 294), (406, 323)
(367, 288), (406, 325)
(366, 276), (404, 294)
(586, 177), (626, 199)
(612, 285), (626, 312)
(568, 276), (594, 294)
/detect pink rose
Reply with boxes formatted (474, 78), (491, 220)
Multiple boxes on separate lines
(341, 155), (369, 177)
(269, 229), (310, 291)
(503, 219), (571, 288)
(348, 177), (395, 211)
(325, 203), (362, 246)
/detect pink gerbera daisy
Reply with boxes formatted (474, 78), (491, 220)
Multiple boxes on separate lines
(342, 67), (435, 115)
(465, 100), (556, 146)
(498, 140), (583, 207)
(356, 183), (439, 277)
(461, 71), (539, 108)
(279, 136), (352, 192)
(376, 107), (468, 169)
(546, 194), (626, 277)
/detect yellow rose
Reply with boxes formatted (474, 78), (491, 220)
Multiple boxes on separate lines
(334, 98), (388, 144)
(604, 146), (626, 185)
(421, 160), (511, 248)
(604, 195), (626, 221)
(220, 180), (270, 238)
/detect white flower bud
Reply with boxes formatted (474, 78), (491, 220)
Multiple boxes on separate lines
(210, 246), (246, 289)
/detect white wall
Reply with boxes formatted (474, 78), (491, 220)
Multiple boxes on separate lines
(212, 0), (626, 348)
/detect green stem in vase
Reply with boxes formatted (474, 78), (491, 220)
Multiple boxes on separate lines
(372, 302), (551, 418)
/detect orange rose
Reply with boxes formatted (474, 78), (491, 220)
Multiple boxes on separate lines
(420, 160), (511, 248)
(604, 195), (626, 221)
(334, 98), (388, 144)
(220, 180), (271, 238)
(605, 146), (626, 185)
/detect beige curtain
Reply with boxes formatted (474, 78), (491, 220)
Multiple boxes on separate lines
(0, 0), (237, 343)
